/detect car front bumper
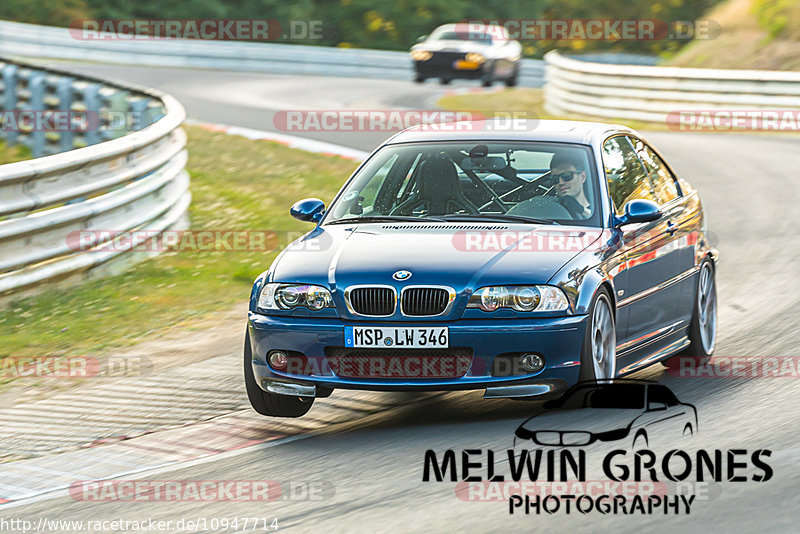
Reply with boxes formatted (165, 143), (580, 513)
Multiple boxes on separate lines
(247, 312), (587, 399)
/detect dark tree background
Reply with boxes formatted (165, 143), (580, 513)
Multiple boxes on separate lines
(0, 0), (722, 57)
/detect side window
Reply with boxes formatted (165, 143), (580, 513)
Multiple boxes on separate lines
(648, 385), (679, 406)
(631, 138), (679, 205)
(359, 153), (398, 208)
(602, 136), (657, 215)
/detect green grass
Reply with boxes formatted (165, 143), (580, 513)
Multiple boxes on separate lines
(0, 140), (31, 164)
(0, 125), (357, 366)
(437, 88), (673, 132)
(667, 0), (800, 71)
(439, 86), (800, 134)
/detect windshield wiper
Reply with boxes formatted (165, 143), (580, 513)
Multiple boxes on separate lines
(440, 214), (559, 225)
(326, 215), (447, 225)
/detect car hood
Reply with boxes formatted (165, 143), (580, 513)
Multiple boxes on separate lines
(517, 409), (639, 434)
(270, 223), (599, 292)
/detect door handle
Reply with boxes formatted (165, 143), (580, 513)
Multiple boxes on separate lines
(666, 221), (677, 235)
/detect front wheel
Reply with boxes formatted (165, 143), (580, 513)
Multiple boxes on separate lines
(481, 61), (497, 87)
(579, 288), (617, 382)
(243, 332), (313, 417)
(663, 259), (717, 369)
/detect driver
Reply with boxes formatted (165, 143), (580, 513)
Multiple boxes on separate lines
(550, 153), (591, 219)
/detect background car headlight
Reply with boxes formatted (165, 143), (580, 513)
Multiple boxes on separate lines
(467, 285), (569, 312)
(258, 283), (333, 311)
(465, 52), (486, 64)
(410, 49), (432, 61)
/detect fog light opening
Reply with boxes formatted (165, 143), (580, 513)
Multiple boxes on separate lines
(269, 351), (289, 370)
(520, 353), (545, 373)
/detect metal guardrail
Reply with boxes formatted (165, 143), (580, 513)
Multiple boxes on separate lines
(0, 57), (189, 301)
(0, 20), (546, 87)
(544, 51), (800, 123)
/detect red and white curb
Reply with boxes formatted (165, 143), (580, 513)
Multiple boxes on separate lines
(185, 119), (369, 161)
(0, 390), (414, 508)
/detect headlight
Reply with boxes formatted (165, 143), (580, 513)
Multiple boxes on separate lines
(465, 52), (486, 64)
(410, 49), (432, 61)
(467, 285), (569, 312)
(258, 283), (333, 311)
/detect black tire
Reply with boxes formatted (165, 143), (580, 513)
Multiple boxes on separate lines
(439, 78), (451, 85)
(481, 67), (494, 87)
(663, 258), (717, 369)
(505, 65), (519, 87)
(414, 74), (425, 83)
(243, 332), (313, 417)
(578, 287), (617, 383)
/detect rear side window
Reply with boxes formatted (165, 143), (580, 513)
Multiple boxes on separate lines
(648, 385), (680, 406)
(602, 136), (657, 215)
(631, 137), (679, 205)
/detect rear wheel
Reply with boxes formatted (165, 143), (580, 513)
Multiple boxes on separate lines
(579, 288), (617, 382)
(439, 78), (451, 85)
(505, 65), (519, 87)
(663, 259), (717, 369)
(414, 74), (425, 83)
(243, 332), (313, 417)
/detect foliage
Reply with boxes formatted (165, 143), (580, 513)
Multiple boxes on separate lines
(751, 0), (793, 40)
(1, 0), (723, 57)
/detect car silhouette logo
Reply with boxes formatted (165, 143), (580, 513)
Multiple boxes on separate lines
(393, 270), (412, 281)
(514, 379), (697, 450)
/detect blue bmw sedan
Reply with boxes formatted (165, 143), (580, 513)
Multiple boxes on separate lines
(244, 120), (718, 417)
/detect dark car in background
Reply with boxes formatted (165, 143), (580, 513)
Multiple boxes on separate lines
(410, 23), (522, 87)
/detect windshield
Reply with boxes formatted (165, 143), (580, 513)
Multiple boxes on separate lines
(324, 141), (601, 226)
(556, 384), (646, 409)
(429, 27), (494, 44)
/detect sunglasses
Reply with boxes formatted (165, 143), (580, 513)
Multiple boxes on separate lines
(553, 170), (581, 182)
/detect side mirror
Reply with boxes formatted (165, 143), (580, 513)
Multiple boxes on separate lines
(615, 199), (661, 227)
(416, 34), (428, 43)
(647, 401), (667, 412)
(290, 198), (325, 224)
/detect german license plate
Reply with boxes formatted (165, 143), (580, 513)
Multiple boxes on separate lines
(344, 326), (449, 348)
(453, 60), (480, 70)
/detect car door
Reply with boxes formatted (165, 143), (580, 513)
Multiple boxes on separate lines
(602, 136), (683, 368)
(631, 138), (698, 327)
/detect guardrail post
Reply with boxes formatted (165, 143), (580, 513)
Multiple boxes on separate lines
(100, 88), (130, 141)
(28, 72), (46, 158)
(56, 76), (74, 153)
(81, 82), (101, 146)
(2, 64), (19, 147)
(128, 97), (163, 129)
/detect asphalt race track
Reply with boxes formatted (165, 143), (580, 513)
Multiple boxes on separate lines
(6, 64), (800, 532)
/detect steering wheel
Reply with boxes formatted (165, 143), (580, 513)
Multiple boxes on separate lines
(506, 195), (572, 219)
(390, 195), (480, 216)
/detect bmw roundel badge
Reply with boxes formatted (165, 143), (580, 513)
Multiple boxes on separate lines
(393, 270), (412, 281)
